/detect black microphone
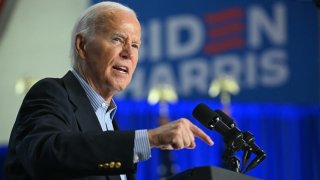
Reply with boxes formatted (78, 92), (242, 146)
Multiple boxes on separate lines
(214, 109), (266, 173)
(242, 131), (266, 173)
(192, 103), (245, 151)
(192, 103), (231, 135)
(214, 110), (252, 168)
(214, 109), (236, 128)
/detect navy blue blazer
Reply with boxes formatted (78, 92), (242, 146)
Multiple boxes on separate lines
(5, 71), (137, 180)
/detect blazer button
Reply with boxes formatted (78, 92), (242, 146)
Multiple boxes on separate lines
(115, 162), (121, 168)
(104, 163), (109, 168)
(109, 162), (115, 168)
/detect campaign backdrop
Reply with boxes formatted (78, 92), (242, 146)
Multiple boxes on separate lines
(92, 0), (319, 104)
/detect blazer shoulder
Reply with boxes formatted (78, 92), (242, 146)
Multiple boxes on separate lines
(26, 77), (67, 99)
(25, 71), (81, 102)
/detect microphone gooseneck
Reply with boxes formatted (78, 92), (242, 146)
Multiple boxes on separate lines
(192, 103), (266, 174)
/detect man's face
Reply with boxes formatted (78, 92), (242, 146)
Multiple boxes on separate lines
(77, 9), (141, 98)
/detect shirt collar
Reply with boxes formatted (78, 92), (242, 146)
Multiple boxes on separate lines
(71, 69), (117, 119)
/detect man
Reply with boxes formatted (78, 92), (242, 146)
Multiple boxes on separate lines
(4, 2), (214, 180)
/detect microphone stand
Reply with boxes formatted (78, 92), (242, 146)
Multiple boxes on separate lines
(242, 131), (267, 173)
(222, 146), (241, 172)
(221, 130), (246, 173)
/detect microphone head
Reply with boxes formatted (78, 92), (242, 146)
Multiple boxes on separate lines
(192, 103), (219, 129)
(214, 109), (236, 128)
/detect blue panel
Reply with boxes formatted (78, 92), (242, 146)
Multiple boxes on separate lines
(113, 100), (320, 180)
(0, 145), (7, 180)
(90, 0), (320, 104)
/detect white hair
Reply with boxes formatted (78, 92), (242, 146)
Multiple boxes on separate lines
(70, 1), (136, 70)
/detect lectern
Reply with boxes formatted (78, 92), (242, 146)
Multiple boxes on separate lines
(167, 166), (261, 180)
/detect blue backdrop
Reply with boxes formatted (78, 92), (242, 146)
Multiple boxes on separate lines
(111, 100), (320, 180)
(93, 0), (320, 104)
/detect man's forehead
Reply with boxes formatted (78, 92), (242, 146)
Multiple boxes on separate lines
(94, 10), (141, 36)
(96, 10), (139, 27)
(97, 9), (137, 23)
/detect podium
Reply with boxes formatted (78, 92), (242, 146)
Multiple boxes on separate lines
(167, 166), (261, 180)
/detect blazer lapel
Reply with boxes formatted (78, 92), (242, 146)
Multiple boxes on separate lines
(112, 118), (119, 131)
(62, 71), (136, 180)
(62, 71), (102, 132)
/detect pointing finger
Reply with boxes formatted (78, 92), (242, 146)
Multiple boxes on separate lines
(190, 123), (214, 146)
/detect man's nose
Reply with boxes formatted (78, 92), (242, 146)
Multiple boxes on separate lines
(120, 43), (133, 59)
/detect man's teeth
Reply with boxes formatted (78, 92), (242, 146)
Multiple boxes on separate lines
(113, 66), (128, 73)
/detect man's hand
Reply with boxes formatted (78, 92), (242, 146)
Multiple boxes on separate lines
(147, 118), (214, 150)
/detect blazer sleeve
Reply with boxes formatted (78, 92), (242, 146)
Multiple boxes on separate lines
(7, 78), (137, 179)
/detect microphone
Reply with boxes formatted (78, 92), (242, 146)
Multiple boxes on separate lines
(214, 110), (252, 168)
(192, 103), (245, 151)
(242, 131), (266, 173)
(214, 109), (266, 173)
(192, 103), (230, 135)
(192, 103), (266, 173)
(214, 109), (236, 128)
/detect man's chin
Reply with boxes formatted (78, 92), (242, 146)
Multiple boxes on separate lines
(114, 83), (129, 93)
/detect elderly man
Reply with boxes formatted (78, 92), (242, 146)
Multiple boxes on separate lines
(4, 1), (213, 180)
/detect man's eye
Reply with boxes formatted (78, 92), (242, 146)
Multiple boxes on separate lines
(132, 44), (140, 49)
(113, 37), (123, 43)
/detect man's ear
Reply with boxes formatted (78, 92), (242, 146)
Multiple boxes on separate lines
(75, 33), (87, 59)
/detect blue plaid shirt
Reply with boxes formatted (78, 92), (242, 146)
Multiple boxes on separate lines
(71, 70), (151, 165)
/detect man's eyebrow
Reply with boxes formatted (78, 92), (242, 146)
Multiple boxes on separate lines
(133, 40), (141, 44)
(112, 32), (141, 44)
(112, 32), (126, 38)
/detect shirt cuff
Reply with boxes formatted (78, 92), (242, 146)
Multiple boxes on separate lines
(133, 130), (151, 163)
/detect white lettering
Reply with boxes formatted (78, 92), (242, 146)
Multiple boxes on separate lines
(179, 59), (209, 96)
(244, 52), (258, 88)
(148, 63), (176, 89)
(167, 15), (204, 59)
(212, 55), (242, 83)
(139, 20), (162, 61)
(261, 49), (289, 86)
(149, 20), (162, 61)
(248, 2), (287, 48)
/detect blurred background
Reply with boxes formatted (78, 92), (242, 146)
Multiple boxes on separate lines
(0, 0), (319, 180)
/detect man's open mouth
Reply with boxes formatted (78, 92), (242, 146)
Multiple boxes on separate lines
(113, 65), (128, 73)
